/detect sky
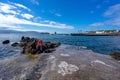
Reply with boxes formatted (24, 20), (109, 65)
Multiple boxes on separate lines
(0, 0), (120, 33)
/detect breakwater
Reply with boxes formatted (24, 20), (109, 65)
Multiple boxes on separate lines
(71, 33), (120, 36)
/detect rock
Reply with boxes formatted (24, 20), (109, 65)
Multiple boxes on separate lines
(11, 42), (19, 47)
(44, 42), (61, 49)
(110, 52), (120, 60)
(16, 36), (61, 54)
(51, 42), (61, 48)
(22, 43), (32, 54)
(19, 42), (27, 47)
(20, 36), (30, 43)
(44, 49), (55, 53)
(44, 43), (53, 48)
(2, 40), (10, 44)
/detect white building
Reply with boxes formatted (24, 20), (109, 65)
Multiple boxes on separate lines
(96, 30), (105, 34)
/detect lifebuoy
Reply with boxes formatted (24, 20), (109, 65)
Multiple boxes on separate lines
(37, 40), (44, 46)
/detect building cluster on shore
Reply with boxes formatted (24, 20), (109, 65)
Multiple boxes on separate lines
(71, 30), (120, 36)
(85, 30), (120, 34)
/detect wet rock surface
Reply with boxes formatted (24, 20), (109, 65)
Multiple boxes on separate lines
(11, 42), (20, 47)
(110, 52), (120, 60)
(0, 45), (120, 80)
(11, 36), (61, 54)
(2, 40), (10, 44)
(0, 55), (39, 80)
(39, 45), (120, 80)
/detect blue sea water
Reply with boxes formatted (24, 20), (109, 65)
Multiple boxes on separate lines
(0, 33), (120, 59)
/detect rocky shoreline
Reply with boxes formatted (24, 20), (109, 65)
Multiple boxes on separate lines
(2, 36), (120, 61)
(3, 36), (61, 55)
(0, 37), (120, 80)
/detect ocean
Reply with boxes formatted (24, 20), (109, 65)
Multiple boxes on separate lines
(0, 33), (120, 60)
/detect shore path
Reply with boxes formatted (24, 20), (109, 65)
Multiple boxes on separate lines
(0, 44), (120, 80)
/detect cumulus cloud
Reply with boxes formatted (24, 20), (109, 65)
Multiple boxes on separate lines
(89, 3), (120, 27)
(0, 2), (74, 31)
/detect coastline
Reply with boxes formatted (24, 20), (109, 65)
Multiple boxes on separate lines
(0, 44), (120, 80)
(70, 33), (120, 36)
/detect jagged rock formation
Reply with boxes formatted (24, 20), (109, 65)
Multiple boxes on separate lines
(11, 36), (61, 54)
(110, 52), (120, 60)
(2, 40), (10, 44)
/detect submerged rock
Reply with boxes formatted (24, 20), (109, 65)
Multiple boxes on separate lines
(110, 52), (120, 60)
(44, 49), (55, 53)
(2, 40), (10, 44)
(11, 42), (20, 47)
(44, 42), (61, 49)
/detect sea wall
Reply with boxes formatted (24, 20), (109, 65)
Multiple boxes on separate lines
(71, 33), (120, 36)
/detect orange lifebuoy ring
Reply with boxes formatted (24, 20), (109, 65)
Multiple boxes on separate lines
(37, 40), (44, 46)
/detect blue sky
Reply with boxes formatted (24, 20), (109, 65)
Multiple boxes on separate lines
(0, 0), (120, 33)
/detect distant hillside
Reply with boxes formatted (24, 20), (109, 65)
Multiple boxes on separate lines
(0, 30), (22, 34)
(0, 30), (50, 34)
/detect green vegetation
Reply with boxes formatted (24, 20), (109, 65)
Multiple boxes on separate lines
(104, 30), (116, 33)
(89, 31), (96, 33)
(28, 53), (39, 60)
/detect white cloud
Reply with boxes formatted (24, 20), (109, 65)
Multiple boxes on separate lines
(0, 13), (73, 29)
(89, 3), (120, 28)
(0, 2), (30, 15)
(0, 2), (17, 14)
(14, 3), (31, 11)
(0, 2), (74, 31)
(21, 14), (34, 19)
(33, 17), (42, 22)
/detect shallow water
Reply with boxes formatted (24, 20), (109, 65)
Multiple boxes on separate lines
(0, 33), (120, 59)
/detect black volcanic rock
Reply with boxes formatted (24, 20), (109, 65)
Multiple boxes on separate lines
(2, 40), (10, 44)
(11, 42), (20, 47)
(110, 52), (120, 60)
(13, 36), (61, 55)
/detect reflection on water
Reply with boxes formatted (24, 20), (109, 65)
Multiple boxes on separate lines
(0, 33), (120, 59)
